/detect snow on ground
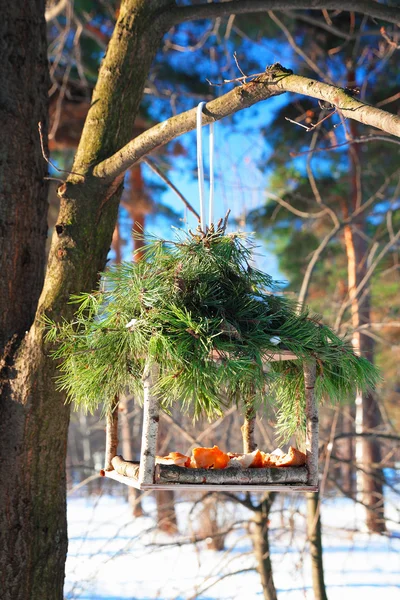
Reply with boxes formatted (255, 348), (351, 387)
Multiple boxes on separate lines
(65, 483), (400, 600)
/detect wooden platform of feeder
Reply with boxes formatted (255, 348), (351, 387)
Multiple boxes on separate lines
(102, 352), (319, 492)
(104, 466), (317, 492)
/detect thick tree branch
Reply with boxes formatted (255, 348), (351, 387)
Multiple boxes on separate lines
(94, 66), (400, 184)
(164, 1), (400, 28)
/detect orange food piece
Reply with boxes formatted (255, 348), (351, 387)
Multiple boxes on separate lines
(276, 447), (307, 467)
(156, 452), (191, 467)
(262, 453), (279, 467)
(249, 449), (264, 468)
(192, 445), (230, 469)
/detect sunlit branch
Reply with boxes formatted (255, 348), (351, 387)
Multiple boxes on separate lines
(94, 66), (400, 184)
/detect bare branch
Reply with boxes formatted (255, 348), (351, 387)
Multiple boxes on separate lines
(45, 0), (67, 22)
(334, 227), (400, 328)
(298, 223), (341, 308)
(334, 432), (400, 443)
(165, 2), (400, 28)
(290, 135), (400, 157)
(142, 157), (200, 221)
(265, 191), (329, 219)
(94, 66), (400, 184)
(268, 10), (332, 83)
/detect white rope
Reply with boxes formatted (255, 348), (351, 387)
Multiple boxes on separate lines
(209, 121), (214, 226)
(196, 102), (206, 232)
(196, 102), (215, 232)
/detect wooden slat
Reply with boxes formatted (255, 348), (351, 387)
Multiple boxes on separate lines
(155, 464), (308, 485)
(103, 471), (317, 492)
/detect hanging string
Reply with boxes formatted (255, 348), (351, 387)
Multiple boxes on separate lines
(209, 121), (214, 226)
(196, 102), (206, 232)
(196, 102), (215, 232)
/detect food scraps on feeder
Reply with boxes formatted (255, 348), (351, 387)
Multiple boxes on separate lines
(155, 445), (306, 469)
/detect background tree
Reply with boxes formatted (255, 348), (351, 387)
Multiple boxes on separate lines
(248, 10), (399, 533)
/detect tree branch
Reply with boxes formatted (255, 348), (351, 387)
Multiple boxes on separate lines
(142, 157), (200, 220)
(94, 65), (400, 184)
(165, 1), (400, 28)
(334, 227), (400, 329)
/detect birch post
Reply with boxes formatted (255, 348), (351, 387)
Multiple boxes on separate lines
(138, 362), (160, 485)
(304, 359), (319, 487)
(104, 395), (119, 471)
(241, 400), (257, 453)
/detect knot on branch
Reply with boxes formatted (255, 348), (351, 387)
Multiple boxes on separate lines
(266, 63), (293, 79)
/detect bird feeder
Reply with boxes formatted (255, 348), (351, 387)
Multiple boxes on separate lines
(48, 224), (377, 495)
(48, 103), (377, 496)
(102, 352), (319, 492)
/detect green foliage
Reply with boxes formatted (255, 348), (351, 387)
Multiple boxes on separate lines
(47, 229), (379, 441)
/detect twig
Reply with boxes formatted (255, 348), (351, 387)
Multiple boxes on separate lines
(290, 134), (400, 157)
(268, 10), (332, 84)
(38, 122), (85, 180)
(334, 228), (400, 329)
(285, 117), (312, 131)
(298, 223), (341, 309)
(207, 71), (264, 87)
(142, 157), (200, 221)
(285, 108), (338, 132)
(233, 51), (247, 79)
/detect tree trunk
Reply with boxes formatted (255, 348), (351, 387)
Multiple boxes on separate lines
(252, 494), (278, 600)
(307, 492), (328, 600)
(242, 407), (278, 599)
(0, 2), (172, 598)
(156, 417), (178, 534)
(344, 224), (385, 534)
(343, 124), (385, 532)
(0, 3), (68, 599)
(0, 0), (49, 355)
(338, 406), (354, 497)
(341, 63), (385, 533)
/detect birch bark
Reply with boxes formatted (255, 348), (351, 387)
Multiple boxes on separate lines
(138, 362), (160, 485)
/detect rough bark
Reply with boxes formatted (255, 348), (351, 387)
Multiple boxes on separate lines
(0, 3), (68, 599)
(252, 494), (278, 600)
(307, 492), (328, 600)
(0, 2), (172, 599)
(0, 0), (49, 355)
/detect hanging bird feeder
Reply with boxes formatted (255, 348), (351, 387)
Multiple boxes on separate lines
(48, 104), (378, 493)
(102, 351), (319, 492)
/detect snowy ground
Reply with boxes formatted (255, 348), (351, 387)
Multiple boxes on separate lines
(65, 483), (400, 600)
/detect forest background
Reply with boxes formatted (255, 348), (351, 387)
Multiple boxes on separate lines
(0, 1), (399, 599)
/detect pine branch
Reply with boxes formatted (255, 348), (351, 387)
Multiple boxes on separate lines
(48, 229), (379, 441)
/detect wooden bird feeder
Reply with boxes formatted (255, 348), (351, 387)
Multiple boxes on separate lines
(102, 351), (319, 493)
